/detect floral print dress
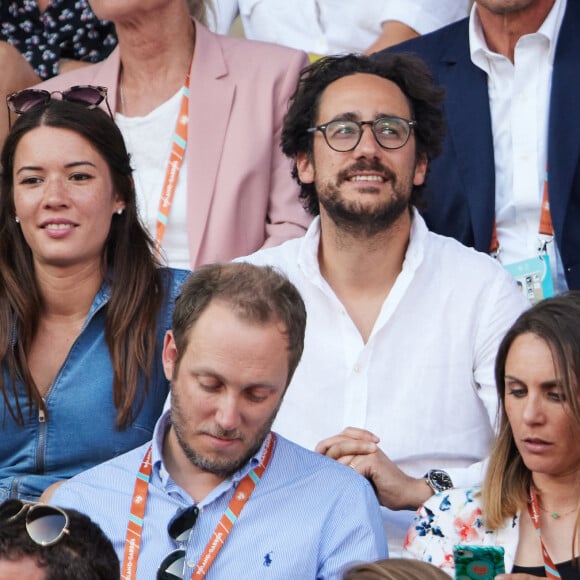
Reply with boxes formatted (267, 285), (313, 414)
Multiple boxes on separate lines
(402, 487), (520, 576)
(1, 0), (117, 79)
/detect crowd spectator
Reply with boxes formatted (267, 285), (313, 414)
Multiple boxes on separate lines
(238, 52), (528, 555)
(0, 98), (188, 501)
(0, 500), (119, 579)
(49, 263), (387, 579)
(383, 0), (580, 295)
(404, 292), (580, 578)
(37, 0), (311, 269)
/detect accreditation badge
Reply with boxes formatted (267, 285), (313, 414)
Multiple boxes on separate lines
(503, 255), (554, 305)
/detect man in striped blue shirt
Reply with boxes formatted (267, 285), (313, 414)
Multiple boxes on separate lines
(49, 263), (387, 580)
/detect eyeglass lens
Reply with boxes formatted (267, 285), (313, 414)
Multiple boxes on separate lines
(7, 90), (50, 114)
(168, 506), (199, 543)
(7, 87), (106, 115)
(26, 505), (68, 546)
(325, 117), (411, 151)
(62, 86), (106, 108)
(157, 549), (186, 580)
(0, 500), (68, 547)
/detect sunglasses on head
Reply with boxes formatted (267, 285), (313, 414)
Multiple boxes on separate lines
(6, 85), (113, 128)
(0, 499), (70, 547)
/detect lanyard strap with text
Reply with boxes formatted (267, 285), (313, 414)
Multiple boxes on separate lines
(155, 73), (191, 255)
(121, 433), (275, 580)
(489, 169), (553, 257)
(527, 486), (562, 580)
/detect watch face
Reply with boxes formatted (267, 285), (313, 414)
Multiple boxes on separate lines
(429, 470), (453, 492)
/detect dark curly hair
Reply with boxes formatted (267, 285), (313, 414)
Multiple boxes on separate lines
(281, 53), (446, 215)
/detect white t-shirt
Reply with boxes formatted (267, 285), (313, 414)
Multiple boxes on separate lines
(116, 89), (191, 270)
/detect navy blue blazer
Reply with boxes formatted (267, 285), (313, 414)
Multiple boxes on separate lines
(377, 1), (580, 289)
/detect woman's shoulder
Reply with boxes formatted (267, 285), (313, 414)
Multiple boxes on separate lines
(157, 267), (190, 306)
(159, 267), (190, 286)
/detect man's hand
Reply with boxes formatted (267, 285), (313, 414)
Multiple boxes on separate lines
(315, 426), (433, 511)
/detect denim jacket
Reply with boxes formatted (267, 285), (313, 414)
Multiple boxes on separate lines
(0, 268), (189, 501)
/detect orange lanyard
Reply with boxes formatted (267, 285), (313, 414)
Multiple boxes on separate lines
(489, 170), (553, 256)
(121, 433), (275, 580)
(155, 74), (191, 256)
(527, 487), (562, 580)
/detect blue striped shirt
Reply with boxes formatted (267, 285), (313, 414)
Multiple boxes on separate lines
(51, 412), (387, 579)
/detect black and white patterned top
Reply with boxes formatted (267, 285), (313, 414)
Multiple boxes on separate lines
(1, 0), (117, 80)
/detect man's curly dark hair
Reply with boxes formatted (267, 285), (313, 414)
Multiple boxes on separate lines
(281, 53), (446, 216)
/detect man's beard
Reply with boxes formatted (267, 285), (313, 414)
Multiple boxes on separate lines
(317, 159), (413, 238)
(171, 388), (281, 479)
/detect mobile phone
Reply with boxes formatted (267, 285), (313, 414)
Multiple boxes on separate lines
(453, 545), (505, 580)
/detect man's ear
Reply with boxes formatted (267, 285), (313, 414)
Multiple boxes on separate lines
(413, 153), (428, 186)
(296, 151), (315, 184)
(162, 330), (178, 381)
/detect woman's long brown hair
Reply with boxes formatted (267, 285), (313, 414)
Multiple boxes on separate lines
(0, 100), (162, 428)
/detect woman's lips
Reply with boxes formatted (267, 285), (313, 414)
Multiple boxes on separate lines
(521, 437), (553, 453)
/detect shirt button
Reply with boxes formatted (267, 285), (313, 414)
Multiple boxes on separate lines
(187, 560), (195, 568)
(354, 365), (361, 373)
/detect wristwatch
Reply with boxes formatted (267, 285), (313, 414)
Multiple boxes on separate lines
(424, 469), (453, 494)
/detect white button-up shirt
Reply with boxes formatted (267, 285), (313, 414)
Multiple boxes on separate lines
(239, 211), (528, 555)
(470, 0), (567, 291)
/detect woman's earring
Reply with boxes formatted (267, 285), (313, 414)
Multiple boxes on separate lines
(116, 208), (124, 215)
(15, 216), (20, 224)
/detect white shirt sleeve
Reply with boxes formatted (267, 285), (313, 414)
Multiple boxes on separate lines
(446, 269), (529, 489)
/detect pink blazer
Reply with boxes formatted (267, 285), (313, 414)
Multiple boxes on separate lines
(38, 22), (312, 267)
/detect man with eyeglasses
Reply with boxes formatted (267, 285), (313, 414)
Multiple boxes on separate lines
(238, 52), (529, 556)
(47, 263), (387, 579)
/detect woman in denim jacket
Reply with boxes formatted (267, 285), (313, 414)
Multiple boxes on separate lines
(0, 95), (189, 500)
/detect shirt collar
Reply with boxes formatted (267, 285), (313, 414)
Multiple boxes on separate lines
(469, 0), (567, 72)
(297, 209), (428, 282)
(150, 410), (273, 503)
(297, 216), (323, 280)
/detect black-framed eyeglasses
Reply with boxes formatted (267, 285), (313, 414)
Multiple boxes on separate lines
(0, 499), (70, 547)
(6, 85), (113, 129)
(157, 505), (199, 580)
(307, 115), (417, 152)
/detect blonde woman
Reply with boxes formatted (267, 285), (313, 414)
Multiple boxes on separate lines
(404, 293), (580, 579)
